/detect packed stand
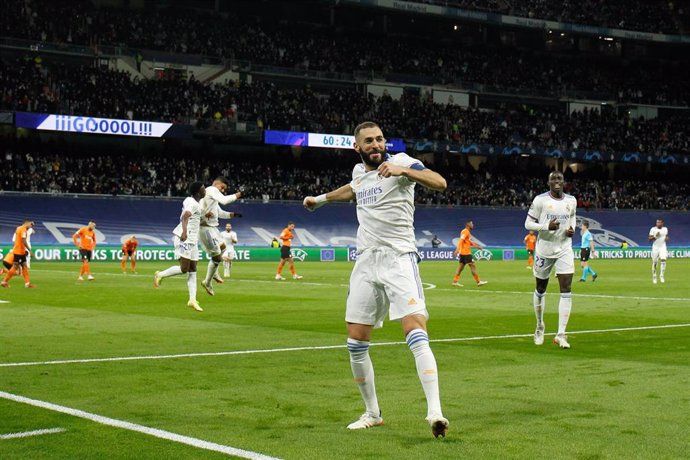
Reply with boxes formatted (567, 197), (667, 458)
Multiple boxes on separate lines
(3, 0), (690, 105)
(3, 56), (689, 158)
(0, 142), (352, 201)
(418, 0), (684, 34)
(1, 143), (688, 211)
(414, 169), (690, 211)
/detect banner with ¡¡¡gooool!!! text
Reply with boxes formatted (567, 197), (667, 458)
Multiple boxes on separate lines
(15, 112), (192, 138)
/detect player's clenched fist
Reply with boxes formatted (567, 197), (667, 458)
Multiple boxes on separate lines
(377, 162), (404, 178)
(303, 196), (317, 211)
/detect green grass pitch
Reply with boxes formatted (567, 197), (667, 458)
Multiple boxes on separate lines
(1, 258), (688, 459)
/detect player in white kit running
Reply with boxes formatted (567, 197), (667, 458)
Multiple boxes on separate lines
(303, 121), (449, 438)
(524, 171), (577, 349)
(154, 182), (206, 312)
(198, 177), (242, 296)
(649, 219), (669, 284)
(221, 223), (238, 278)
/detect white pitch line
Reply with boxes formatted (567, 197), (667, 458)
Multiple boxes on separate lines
(0, 427), (65, 440)
(2, 323), (689, 369)
(0, 391), (282, 460)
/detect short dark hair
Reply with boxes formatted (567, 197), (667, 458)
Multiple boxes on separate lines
(189, 181), (204, 196)
(582, 220), (589, 228)
(466, 220), (473, 225)
(214, 176), (229, 187)
(288, 221), (295, 226)
(354, 121), (380, 138)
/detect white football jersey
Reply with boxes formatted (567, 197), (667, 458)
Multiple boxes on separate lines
(350, 152), (423, 254)
(649, 226), (668, 250)
(527, 192), (577, 258)
(201, 186), (238, 227)
(172, 196), (202, 244)
(222, 230), (238, 250)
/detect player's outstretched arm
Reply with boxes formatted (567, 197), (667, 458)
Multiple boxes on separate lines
(216, 208), (241, 219)
(209, 186), (240, 205)
(303, 183), (355, 211)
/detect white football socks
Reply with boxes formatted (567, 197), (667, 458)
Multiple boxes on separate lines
(223, 261), (231, 277)
(406, 329), (442, 417)
(347, 338), (380, 417)
(660, 261), (666, 278)
(159, 265), (183, 278)
(534, 290), (545, 327)
(557, 293), (572, 335)
(187, 271), (197, 302)
(204, 260), (220, 285)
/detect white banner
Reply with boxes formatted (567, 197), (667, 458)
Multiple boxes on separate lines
(36, 114), (173, 137)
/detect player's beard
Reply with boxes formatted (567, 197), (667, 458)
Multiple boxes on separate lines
(359, 149), (386, 169)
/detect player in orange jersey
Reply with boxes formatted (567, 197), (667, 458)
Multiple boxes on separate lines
(121, 235), (138, 274)
(452, 220), (487, 287)
(275, 221), (302, 280)
(73, 221), (97, 281)
(1, 252), (15, 275)
(524, 230), (537, 268)
(1, 219), (35, 288)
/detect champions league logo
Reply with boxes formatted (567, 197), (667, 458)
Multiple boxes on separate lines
(576, 217), (638, 247)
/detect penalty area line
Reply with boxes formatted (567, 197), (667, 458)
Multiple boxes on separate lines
(0, 427), (65, 440)
(1, 323), (689, 369)
(0, 391), (282, 460)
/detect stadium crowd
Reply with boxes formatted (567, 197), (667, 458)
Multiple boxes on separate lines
(3, 0), (690, 106)
(1, 144), (688, 211)
(2, 57), (689, 158)
(2, 1), (688, 212)
(419, 0), (687, 34)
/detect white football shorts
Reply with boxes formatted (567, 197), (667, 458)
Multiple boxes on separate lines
(652, 247), (668, 261)
(533, 247), (575, 279)
(346, 247), (428, 327)
(199, 226), (223, 257)
(173, 235), (199, 261)
(222, 247), (237, 261)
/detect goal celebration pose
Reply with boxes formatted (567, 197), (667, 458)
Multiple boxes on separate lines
(304, 121), (449, 437)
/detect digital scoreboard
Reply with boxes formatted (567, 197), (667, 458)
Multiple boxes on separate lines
(264, 130), (406, 152)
